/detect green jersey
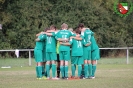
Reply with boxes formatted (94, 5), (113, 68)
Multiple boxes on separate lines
(39, 34), (46, 50)
(91, 35), (99, 51)
(69, 36), (85, 56)
(81, 29), (93, 50)
(46, 32), (56, 52)
(35, 34), (46, 50)
(56, 30), (73, 51)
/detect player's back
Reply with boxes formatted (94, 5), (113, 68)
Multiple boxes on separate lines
(56, 30), (73, 51)
(46, 32), (56, 52)
(84, 29), (92, 43)
(71, 38), (84, 56)
(57, 30), (72, 38)
(91, 35), (99, 51)
(82, 29), (93, 50)
(35, 34), (46, 50)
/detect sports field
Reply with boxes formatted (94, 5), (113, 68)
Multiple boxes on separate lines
(0, 58), (133, 88)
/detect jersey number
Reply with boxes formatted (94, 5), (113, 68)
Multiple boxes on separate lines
(77, 41), (82, 48)
(87, 35), (91, 43)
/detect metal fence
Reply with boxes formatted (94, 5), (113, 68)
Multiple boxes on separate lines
(0, 47), (133, 66)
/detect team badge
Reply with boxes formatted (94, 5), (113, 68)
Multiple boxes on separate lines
(114, 0), (133, 17)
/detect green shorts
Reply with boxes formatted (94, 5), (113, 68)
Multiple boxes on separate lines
(71, 56), (84, 65)
(83, 48), (91, 60)
(59, 51), (70, 61)
(46, 52), (57, 61)
(34, 49), (43, 62)
(91, 48), (100, 60)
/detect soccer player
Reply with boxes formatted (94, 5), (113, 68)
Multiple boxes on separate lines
(34, 28), (46, 79)
(47, 26), (61, 78)
(55, 23), (73, 79)
(78, 23), (93, 79)
(56, 41), (60, 78)
(43, 25), (58, 80)
(90, 35), (100, 79)
(47, 27), (61, 78)
(36, 28), (50, 78)
(60, 29), (90, 79)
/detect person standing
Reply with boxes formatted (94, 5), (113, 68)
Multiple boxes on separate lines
(43, 25), (58, 80)
(90, 34), (100, 79)
(34, 29), (46, 79)
(55, 23), (73, 79)
(78, 23), (93, 78)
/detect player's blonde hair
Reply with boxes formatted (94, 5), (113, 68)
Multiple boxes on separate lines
(61, 23), (68, 29)
(68, 28), (73, 32)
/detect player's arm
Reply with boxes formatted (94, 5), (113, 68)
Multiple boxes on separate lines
(35, 38), (40, 41)
(59, 38), (72, 46)
(36, 31), (43, 37)
(60, 42), (71, 46)
(47, 30), (55, 33)
(57, 38), (69, 42)
(85, 42), (91, 46)
(83, 39), (91, 46)
(42, 32), (52, 36)
(70, 36), (82, 40)
(35, 35), (46, 41)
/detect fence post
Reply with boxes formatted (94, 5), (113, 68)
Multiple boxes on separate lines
(29, 50), (31, 66)
(126, 47), (129, 64)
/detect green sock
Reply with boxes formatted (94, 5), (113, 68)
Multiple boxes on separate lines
(71, 64), (76, 77)
(65, 66), (68, 77)
(46, 65), (50, 77)
(78, 65), (82, 77)
(36, 66), (39, 78)
(42, 66), (45, 76)
(84, 64), (88, 78)
(81, 67), (84, 76)
(38, 66), (43, 78)
(60, 66), (64, 78)
(92, 64), (96, 77)
(52, 64), (56, 78)
(88, 64), (92, 77)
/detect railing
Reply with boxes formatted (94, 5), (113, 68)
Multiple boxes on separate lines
(0, 47), (133, 66)
(0, 49), (34, 66)
(100, 47), (133, 64)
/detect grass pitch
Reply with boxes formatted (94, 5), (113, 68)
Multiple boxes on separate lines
(0, 58), (133, 88)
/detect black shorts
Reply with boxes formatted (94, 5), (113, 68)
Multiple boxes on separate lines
(57, 54), (60, 62)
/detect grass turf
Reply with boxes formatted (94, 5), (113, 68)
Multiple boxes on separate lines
(0, 58), (133, 88)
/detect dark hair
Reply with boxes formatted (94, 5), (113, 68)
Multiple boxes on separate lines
(44, 27), (50, 32)
(75, 28), (81, 34)
(50, 25), (56, 30)
(78, 23), (84, 28)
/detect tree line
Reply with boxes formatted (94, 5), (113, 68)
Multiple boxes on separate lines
(0, 0), (133, 57)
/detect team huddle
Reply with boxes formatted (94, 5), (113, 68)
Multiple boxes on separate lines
(34, 23), (100, 80)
